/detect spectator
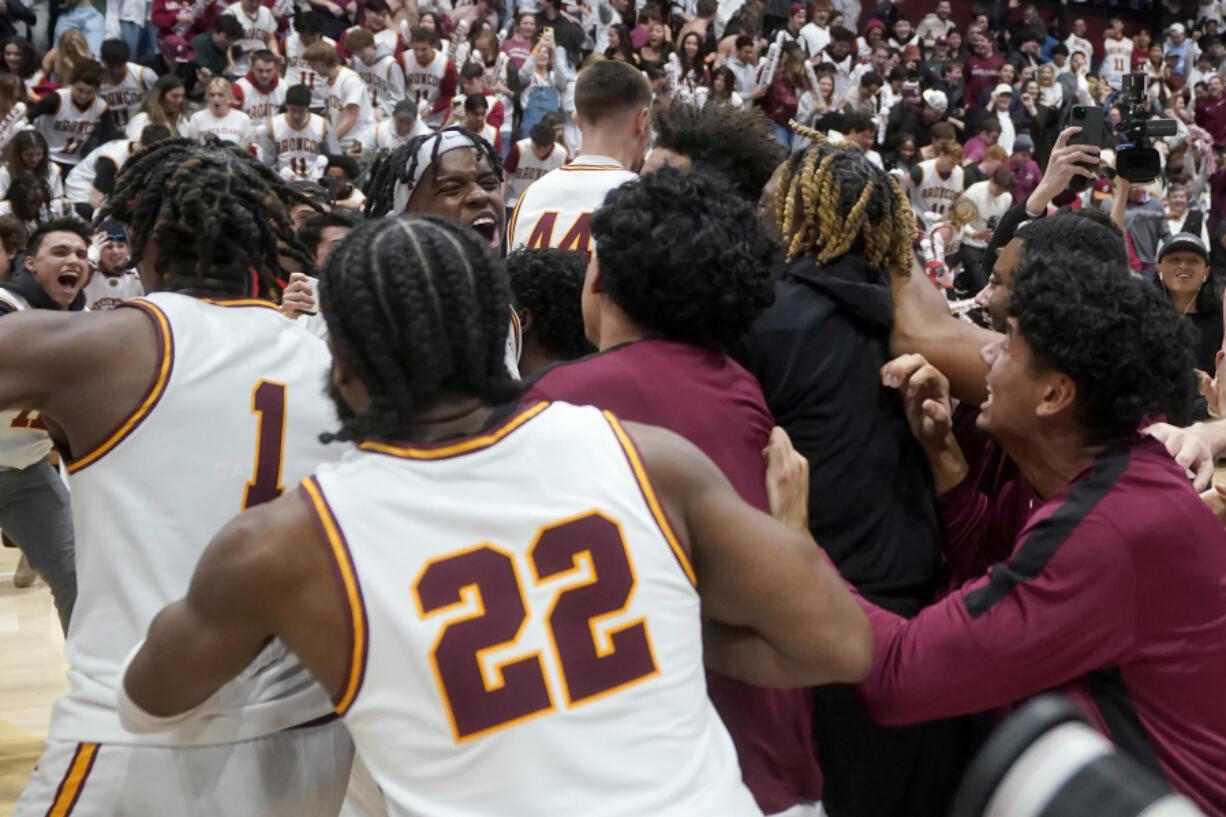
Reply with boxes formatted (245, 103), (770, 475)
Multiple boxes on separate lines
(962, 113), (1002, 165)
(53, 0), (104, 57)
(1197, 74), (1226, 147)
(1006, 132), (1041, 201)
(189, 14), (243, 85)
(916, 0), (955, 48)
(126, 73), (186, 138)
(1155, 232), (1222, 374)
(881, 87), (945, 153)
(763, 41), (806, 148)
(964, 30), (1005, 109)
(958, 166), (1014, 291)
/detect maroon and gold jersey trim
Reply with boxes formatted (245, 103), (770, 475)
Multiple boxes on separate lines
(46, 741), (99, 817)
(302, 476), (369, 715)
(65, 299), (174, 474)
(358, 401), (549, 461)
(602, 411), (696, 586)
(199, 297), (280, 311)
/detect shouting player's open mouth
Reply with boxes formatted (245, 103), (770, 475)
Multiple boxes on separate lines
(470, 213), (501, 249)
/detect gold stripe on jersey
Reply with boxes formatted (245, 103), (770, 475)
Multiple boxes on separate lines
(200, 297), (281, 311)
(560, 165), (628, 171)
(602, 411), (697, 586)
(302, 476), (368, 715)
(46, 741), (99, 817)
(359, 401), (549, 460)
(66, 300), (174, 474)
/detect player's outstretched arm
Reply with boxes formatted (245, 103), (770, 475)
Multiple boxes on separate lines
(121, 489), (349, 726)
(624, 421), (873, 688)
(0, 308), (160, 453)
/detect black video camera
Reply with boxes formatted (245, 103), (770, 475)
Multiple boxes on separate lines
(1114, 73), (1178, 183)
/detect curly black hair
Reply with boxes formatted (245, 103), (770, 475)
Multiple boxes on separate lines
(651, 100), (785, 201)
(318, 214), (522, 443)
(591, 167), (776, 352)
(1010, 245), (1197, 442)
(506, 249), (594, 362)
(1016, 207), (1128, 269)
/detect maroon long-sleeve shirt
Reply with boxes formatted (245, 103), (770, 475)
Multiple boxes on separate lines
(1197, 92), (1226, 148)
(526, 339), (823, 815)
(856, 437), (1226, 817)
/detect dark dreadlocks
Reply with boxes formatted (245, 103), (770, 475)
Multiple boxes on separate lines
(319, 214), (522, 444)
(97, 138), (315, 298)
(364, 127), (502, 218)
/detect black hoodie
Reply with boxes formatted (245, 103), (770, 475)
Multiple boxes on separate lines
(0, 262), (87, 315)
(734, 253), (943, 616)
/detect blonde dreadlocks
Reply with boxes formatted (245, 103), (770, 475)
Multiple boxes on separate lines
(774, 123), (915, 272)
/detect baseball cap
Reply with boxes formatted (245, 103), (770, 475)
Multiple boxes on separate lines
(99, 218), (127, 243)
(393, 99), (418, 119)
(935, 35), (949, 46)
(993, 83), (1014, 97)
(1159, 232), (1209, 261)
(922, 88), (947, 110)
(790, 2), (804, 14)
(1092, 178), (1114, 201)
(1012, 132), (1034, 154)
(1169, 22), (1186, 35)
(904, 43), (921, 59)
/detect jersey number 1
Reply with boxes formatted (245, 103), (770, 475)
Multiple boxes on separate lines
(242, 380), (287, 510)
(414, 512), (658, 742)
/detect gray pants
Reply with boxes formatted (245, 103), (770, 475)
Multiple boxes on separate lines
(0, 457), (75, 630)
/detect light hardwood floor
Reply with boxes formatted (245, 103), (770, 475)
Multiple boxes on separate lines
(0, 546), (66, 816)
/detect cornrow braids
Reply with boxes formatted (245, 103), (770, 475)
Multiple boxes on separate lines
(98, 138), (315, 298)
(364, 127), (503, 218)
(319, 213), (522, 444)
(776, 139), (915, 272)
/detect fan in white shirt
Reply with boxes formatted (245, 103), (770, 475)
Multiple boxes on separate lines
(374, 99), (433, 155)
(303, 43), (375, 155)
(185, 78), (253, 149)
(224, 0), (280, 77)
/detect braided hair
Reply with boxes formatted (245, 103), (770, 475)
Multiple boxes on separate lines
(97, 138), (315, 297)
(364, 127), (502, 218)
(319, 213), (522, 444)
(776, 123), (915, 272)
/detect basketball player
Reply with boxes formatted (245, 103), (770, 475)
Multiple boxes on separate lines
(98, 39), (156, 130)
(503, 119), (568, 210)
(404, 26), (458, 128)
(233, 49), (287, 132)
(225, 0), (279, 76)
(347, 28), (406, 116)
(82, 220), (143, 310)
(506, 248), (593, 377)
(509, 60), (651, 255)
(28, 61), (120, 171)
(6, 141), (352, 816)
(907, 141), (964, 229)
(372, 99), (431, 155)
(120, 213), (873, 817)
(304, 42), (375, 155)
(268, 84), (330, 180)
(0, 219), (90, 633)
(284, 13), (336, 110)
(65, 125), (170, 219)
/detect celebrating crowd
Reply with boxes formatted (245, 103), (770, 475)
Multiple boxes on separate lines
(0, 0), (1224, 816)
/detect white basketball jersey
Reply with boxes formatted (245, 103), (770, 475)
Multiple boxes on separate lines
(285, 34), (337, 109)
(504, 138), (567, 207)
(0, 292), (53, 470)
(234, 77), (287, 129)
(1101, 36), (1133, 89)
(404, 50), (452, 127)
(64, 138), (134, 204)
(307, 402), (760, 817)
(270, 113), (329, 180)
(54, 292), (344, 746)
(909, 159), (963, 218)
(353, 52), (406, 111)
(35, 89), (109, 166)
(509, 156), (636, 255)
(323, 67), (375, 152)
(225, 2), (277, 76)
(373, 117), (431, 153)
(98, 63), (156, 129)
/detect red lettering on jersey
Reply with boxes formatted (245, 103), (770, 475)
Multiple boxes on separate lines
(526, 212), (558, 249)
